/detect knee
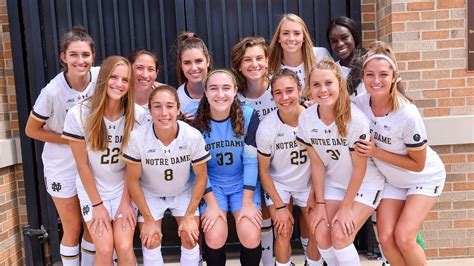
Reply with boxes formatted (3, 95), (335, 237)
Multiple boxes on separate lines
(181, 235), (198, 249)
(115, 240), (134, 256)
(394, 228), (414, 252)
(240, 234), (260, 249)
(275, 232), (291, 246)
(331, 227), (351, 248)
(62, 224), (82, 242)
(377, 227), (395, 249)
(95, 242), (114, 257)
(205, 233), (227, 249)
(315, 226), (331, 248)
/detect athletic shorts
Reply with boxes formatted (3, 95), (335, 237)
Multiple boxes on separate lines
(199, 183), (261, 214)
(382, 181), (444, 200)
(45, 175), (77, 198)
(324, 185), (383, 209)
(80, 196), (130, 222)
(137, 187), (198, 222)
(264, 182), (311, 207)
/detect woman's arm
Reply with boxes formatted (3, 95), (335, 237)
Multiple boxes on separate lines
(25, 115), (68, 144)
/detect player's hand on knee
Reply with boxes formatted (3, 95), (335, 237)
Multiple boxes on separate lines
(332, 206), (356, 238)
(178, 215), (199, 245)
(236, 201), (262, 229)
(90, 204), (111, 236)
(115, 198), (137, 231)
(140, 220), (162, 248)
(310, 203), (329, 235)
(201, 204), (226, 232)
(273, 205), (294, 237)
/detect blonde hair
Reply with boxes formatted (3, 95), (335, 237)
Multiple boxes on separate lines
(86, 56), (136, 151)
(363, 41), (411, 111)
(268, 14), (316, 77)
(309, 59), (351, 137)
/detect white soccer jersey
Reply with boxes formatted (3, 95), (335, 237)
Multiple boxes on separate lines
(354, 93), (446, 188)
(281, 47), (332, 90)
(238, 85), (277, 121)
(62, 102), (147, 201)
(336, 60), (366, 101)
(296, 103), (385, 189)
(123, 120), (210, 197)
(177, 83), (201, 115)
(31, 67), (100, 180)
(256, 110), (310, 191)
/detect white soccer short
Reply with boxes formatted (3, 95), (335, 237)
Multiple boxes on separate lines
(80, 196), (128, 222)
(382, 181), (444, 200)
(264, 182), (311, 208)
(137, 187), (199, 222)
(44, 176), (77, 198)
(324, 185), (383, 209)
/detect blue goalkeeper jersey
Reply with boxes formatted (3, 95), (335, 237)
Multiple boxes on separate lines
(203, 104), (260, 191)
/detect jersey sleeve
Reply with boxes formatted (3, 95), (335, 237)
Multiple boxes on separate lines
(243, 110), (260, 190)
(191, 131), (211, 165)
(31, 87), (53, 122)
(256, 117), (273, 157)
(296, 113), (311, 146)
(348, 110), (370, 151)
(122, 130), (141, 164)
(62, 105), (85, 142)
(314, 47), (333, 63)
(402, 105), (427, 150)
(134, 104), (148, 126)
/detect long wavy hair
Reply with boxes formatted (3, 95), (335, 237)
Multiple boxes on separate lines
(309, 60), (351, 137)
(192, 69), (245, 137)
(173, 31), (212, 85)
(85, 56), (135, 151)
(230, 36), (269, 95)
(268, 14), (316, 77)
(363, 41), (411, 112)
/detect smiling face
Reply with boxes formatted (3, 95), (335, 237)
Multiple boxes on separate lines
(149, 90), (179, 130)
(363, 59), (396, 99)
(60, 41), (95, 77)
(107, 64), (130, 102)
(329, 25), (356, 62)
(239, 45), (268, 82)
(132, 54), (158, 92)
(309, 69), (340, 108)
(272, 76), (300, 113)
(205, 72), (237, 119)
(180, 48), (210, 85)
(278, 20), (304, 54)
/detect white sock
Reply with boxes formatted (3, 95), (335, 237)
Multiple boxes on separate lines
(142, 245), (164, 266)
(113, 249), (118, 265)
(306, 257), (323, 266)
(317, 246), (338, 266)
(181, 245), (200, 265)
(275, 260), (292, 266)
(80, 238), (95, 266)
(300, 236), (309, 258)
(60, 244), (80, 266)
(333, 244), (360, 266)
(261, 218), (274, 266)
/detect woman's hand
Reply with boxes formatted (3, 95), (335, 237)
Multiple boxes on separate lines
(114, 197), (136, 231)
(332, 206), (356, 238)
(140, 220), (162, 249)
(90, 204), (111, 236)
(236, 201), (262, 229)
(201, 204), (227, 232)
(178, 215), (199, 246)
(310, 203), (329, 235)
(354, 135), (378, 158)
(273, 206), (294, 238)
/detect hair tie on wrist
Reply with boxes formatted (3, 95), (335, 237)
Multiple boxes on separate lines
(275, 205), (286, 210)
(92, 201), (103, 208)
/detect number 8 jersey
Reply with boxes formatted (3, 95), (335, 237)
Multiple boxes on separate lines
(296, 103), (385, 190)
(62, 102), (147, 201)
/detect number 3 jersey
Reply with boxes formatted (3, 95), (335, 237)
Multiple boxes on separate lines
(62, 102), (147, 201)
(203, 104), (260, 191)
(296, 103), (385, 190)
(122, 120), (210, 197)
(256, 110), (310, 192)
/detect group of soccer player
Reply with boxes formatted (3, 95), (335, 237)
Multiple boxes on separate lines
(25, 13), (446, 266)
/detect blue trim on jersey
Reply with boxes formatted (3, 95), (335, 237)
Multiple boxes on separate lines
(62, 131), (85, 140)
(296, 136), (310, 146)
(406, 140), (427, 148)
(204, 187), (213, 194)
(122, 153), (140, 163)
(243, 185), (256, 191)
(244, 111), (259, 148)
(192, 153), (211, 164)
(31, 110), (49, 121)
(257, 150), (271, 157)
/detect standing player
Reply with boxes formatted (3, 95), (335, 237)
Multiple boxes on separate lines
(269, 13), (331, 98)
(62, 56), (146, 265)
(354, 41), (446, 266)
(297, 60), (385, 266)
(174, 32), (212, 119)
(123, 85), (210, 265)
(193, 69), (262, 266)
(230, 36), (276, 265)
(257, 69), (322, 266)
(25, 27), (98, 265)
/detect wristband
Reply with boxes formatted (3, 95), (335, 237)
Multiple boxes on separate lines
(275, 205), (286, 210)
(92, 201), (103, 208)
(315, 202), (326, 204)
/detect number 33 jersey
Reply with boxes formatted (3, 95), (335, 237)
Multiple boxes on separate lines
(256, 110), (310, 192)
(62, 102), (147, 201)
(296, 103), (385, 190)
(122, 120), (210, 197)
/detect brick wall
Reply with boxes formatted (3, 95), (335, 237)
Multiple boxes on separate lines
(0, 0), (25, 264)
(361, 0), (474, 259)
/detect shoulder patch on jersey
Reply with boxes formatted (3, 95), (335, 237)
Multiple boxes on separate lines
(413, 134), (421, 142)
